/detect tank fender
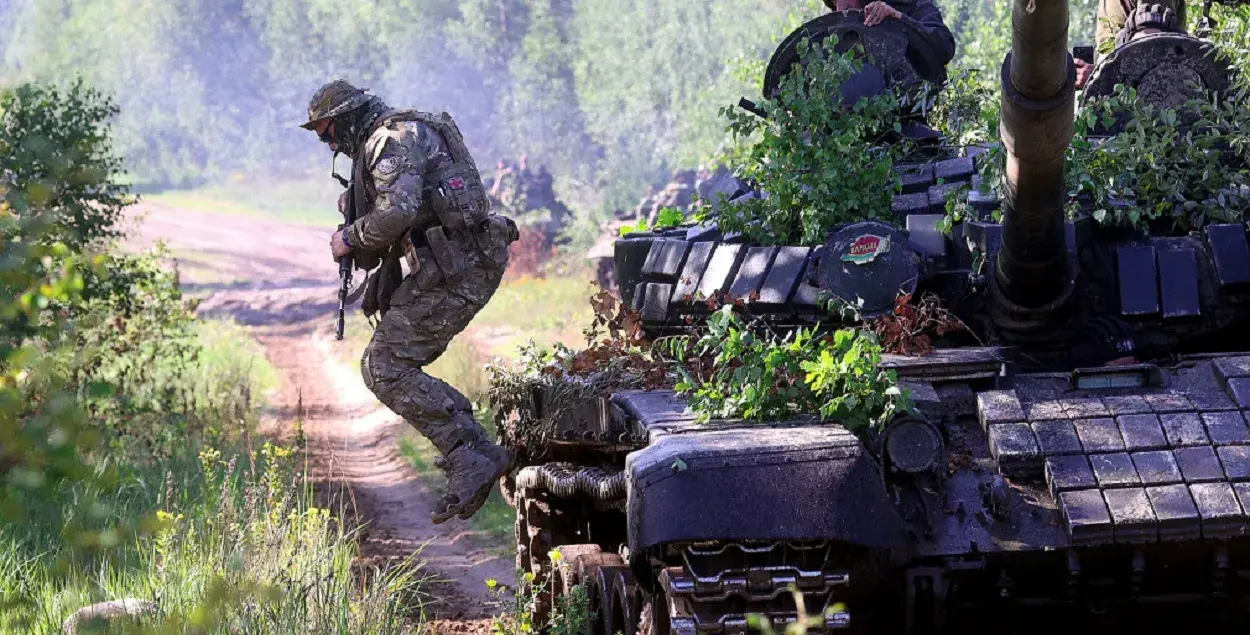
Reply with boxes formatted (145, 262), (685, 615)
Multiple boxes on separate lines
(625, 423), (907, 552)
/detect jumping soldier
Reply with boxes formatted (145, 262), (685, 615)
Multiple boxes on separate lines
(301, 80), (518, 524)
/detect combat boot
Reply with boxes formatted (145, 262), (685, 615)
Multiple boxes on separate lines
(431, 442), (514, 524)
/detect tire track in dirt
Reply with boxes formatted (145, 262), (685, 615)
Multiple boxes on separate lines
(124, 202), (513, 630)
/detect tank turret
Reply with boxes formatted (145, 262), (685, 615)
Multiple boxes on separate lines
(991, 0), (1077, 321)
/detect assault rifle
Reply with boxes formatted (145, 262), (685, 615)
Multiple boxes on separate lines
(332, 165), (355, 341)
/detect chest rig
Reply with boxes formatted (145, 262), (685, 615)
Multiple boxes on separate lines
(355, 110), (491, 237)
(351, 110), (501, 318)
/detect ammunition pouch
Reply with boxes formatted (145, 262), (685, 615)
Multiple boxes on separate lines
(424, 225), (465, 284)
(355, 249), (382, 272)
(428, 162), (490, 233)
(362, 244), (403, 319)
(476, 214), (519, 268)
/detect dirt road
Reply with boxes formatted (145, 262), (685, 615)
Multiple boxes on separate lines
(124, 202), (513, 630)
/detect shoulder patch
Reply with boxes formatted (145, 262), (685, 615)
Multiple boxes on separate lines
(375, 156), (402, 175)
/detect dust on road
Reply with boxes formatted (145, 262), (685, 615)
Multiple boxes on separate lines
(124, 202), (513, 630)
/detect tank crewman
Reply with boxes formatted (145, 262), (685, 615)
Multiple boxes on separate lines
(1078, 1), (1186, 87)
(301, 80), (518, 524)
(827, 0), (957, 74)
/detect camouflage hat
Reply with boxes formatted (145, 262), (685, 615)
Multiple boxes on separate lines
(299, 80), (374, 129)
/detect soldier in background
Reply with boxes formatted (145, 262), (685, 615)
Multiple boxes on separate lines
(522, 165), (572, 228)
(301, 80), (518, 524)
(1078, 1), (1185, 87)
(827, 0), (956, 73)
(632, 185), (657, 221)
(645, 169), (696, 225)
(490, 153), (572, 239)
(490, 158), (516, 202)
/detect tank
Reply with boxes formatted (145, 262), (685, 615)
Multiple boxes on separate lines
(496, 2), (1250, 633)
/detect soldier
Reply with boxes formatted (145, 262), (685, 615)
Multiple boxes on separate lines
(1077, 1), (1185, 87)
(490, 158), (516, 203)
(827, 0), (957, 73)
(301, 80), (518, 524)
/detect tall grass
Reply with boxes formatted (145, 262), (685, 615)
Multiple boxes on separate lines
(2, 315), (428, 634)
(0, 442), (426, 634)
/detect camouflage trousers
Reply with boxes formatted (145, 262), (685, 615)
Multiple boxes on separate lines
(361, 223), (511, 457)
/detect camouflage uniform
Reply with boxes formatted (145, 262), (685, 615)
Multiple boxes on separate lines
(302, 80), (518, 524)
(1095, 0), (1186, 62)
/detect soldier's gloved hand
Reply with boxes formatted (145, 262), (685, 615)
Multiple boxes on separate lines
(864, 1), (903, 26)
(337, 191), (349, 218)
(330, 228), (352, 260)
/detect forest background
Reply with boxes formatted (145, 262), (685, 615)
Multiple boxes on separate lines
(0, 0), (1107, 235)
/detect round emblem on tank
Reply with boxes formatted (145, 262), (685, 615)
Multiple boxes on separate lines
(814, 221), (918, 319)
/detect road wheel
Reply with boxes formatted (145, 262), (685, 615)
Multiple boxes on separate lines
(638, 592), (672, 635)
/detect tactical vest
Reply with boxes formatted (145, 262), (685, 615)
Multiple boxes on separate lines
(350, 109), (511, 318)
(353, 109), (491, 236)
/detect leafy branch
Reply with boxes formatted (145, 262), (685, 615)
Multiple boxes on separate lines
(665, 305), (911, 433)
(709, 37), (910, 245)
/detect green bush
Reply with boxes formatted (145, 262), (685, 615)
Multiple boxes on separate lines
(0, 210), (101, 537)
(667, 306), (911, 432)
(1066, 86), (1250, 232)
(1, 77), (425, 633)
(51, 248), (271, 459)
(712, 37), (906, 245)
(0, 81), (131, 250)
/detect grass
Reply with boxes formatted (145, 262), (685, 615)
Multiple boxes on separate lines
(192, 319), (280, 403)
(0, 442), (427, 634)
(468, 273), (597, 359)
(1, 317), (426, 634)
(143, 175), (343, 227)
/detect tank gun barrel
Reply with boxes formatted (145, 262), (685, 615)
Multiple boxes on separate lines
(994, 0), (1076, 310)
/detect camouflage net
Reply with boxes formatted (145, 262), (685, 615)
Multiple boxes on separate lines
(487, 291), (672, 457)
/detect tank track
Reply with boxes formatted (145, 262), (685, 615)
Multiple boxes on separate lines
(658, 541), (855, 635)
(517, 462), (627, 508)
